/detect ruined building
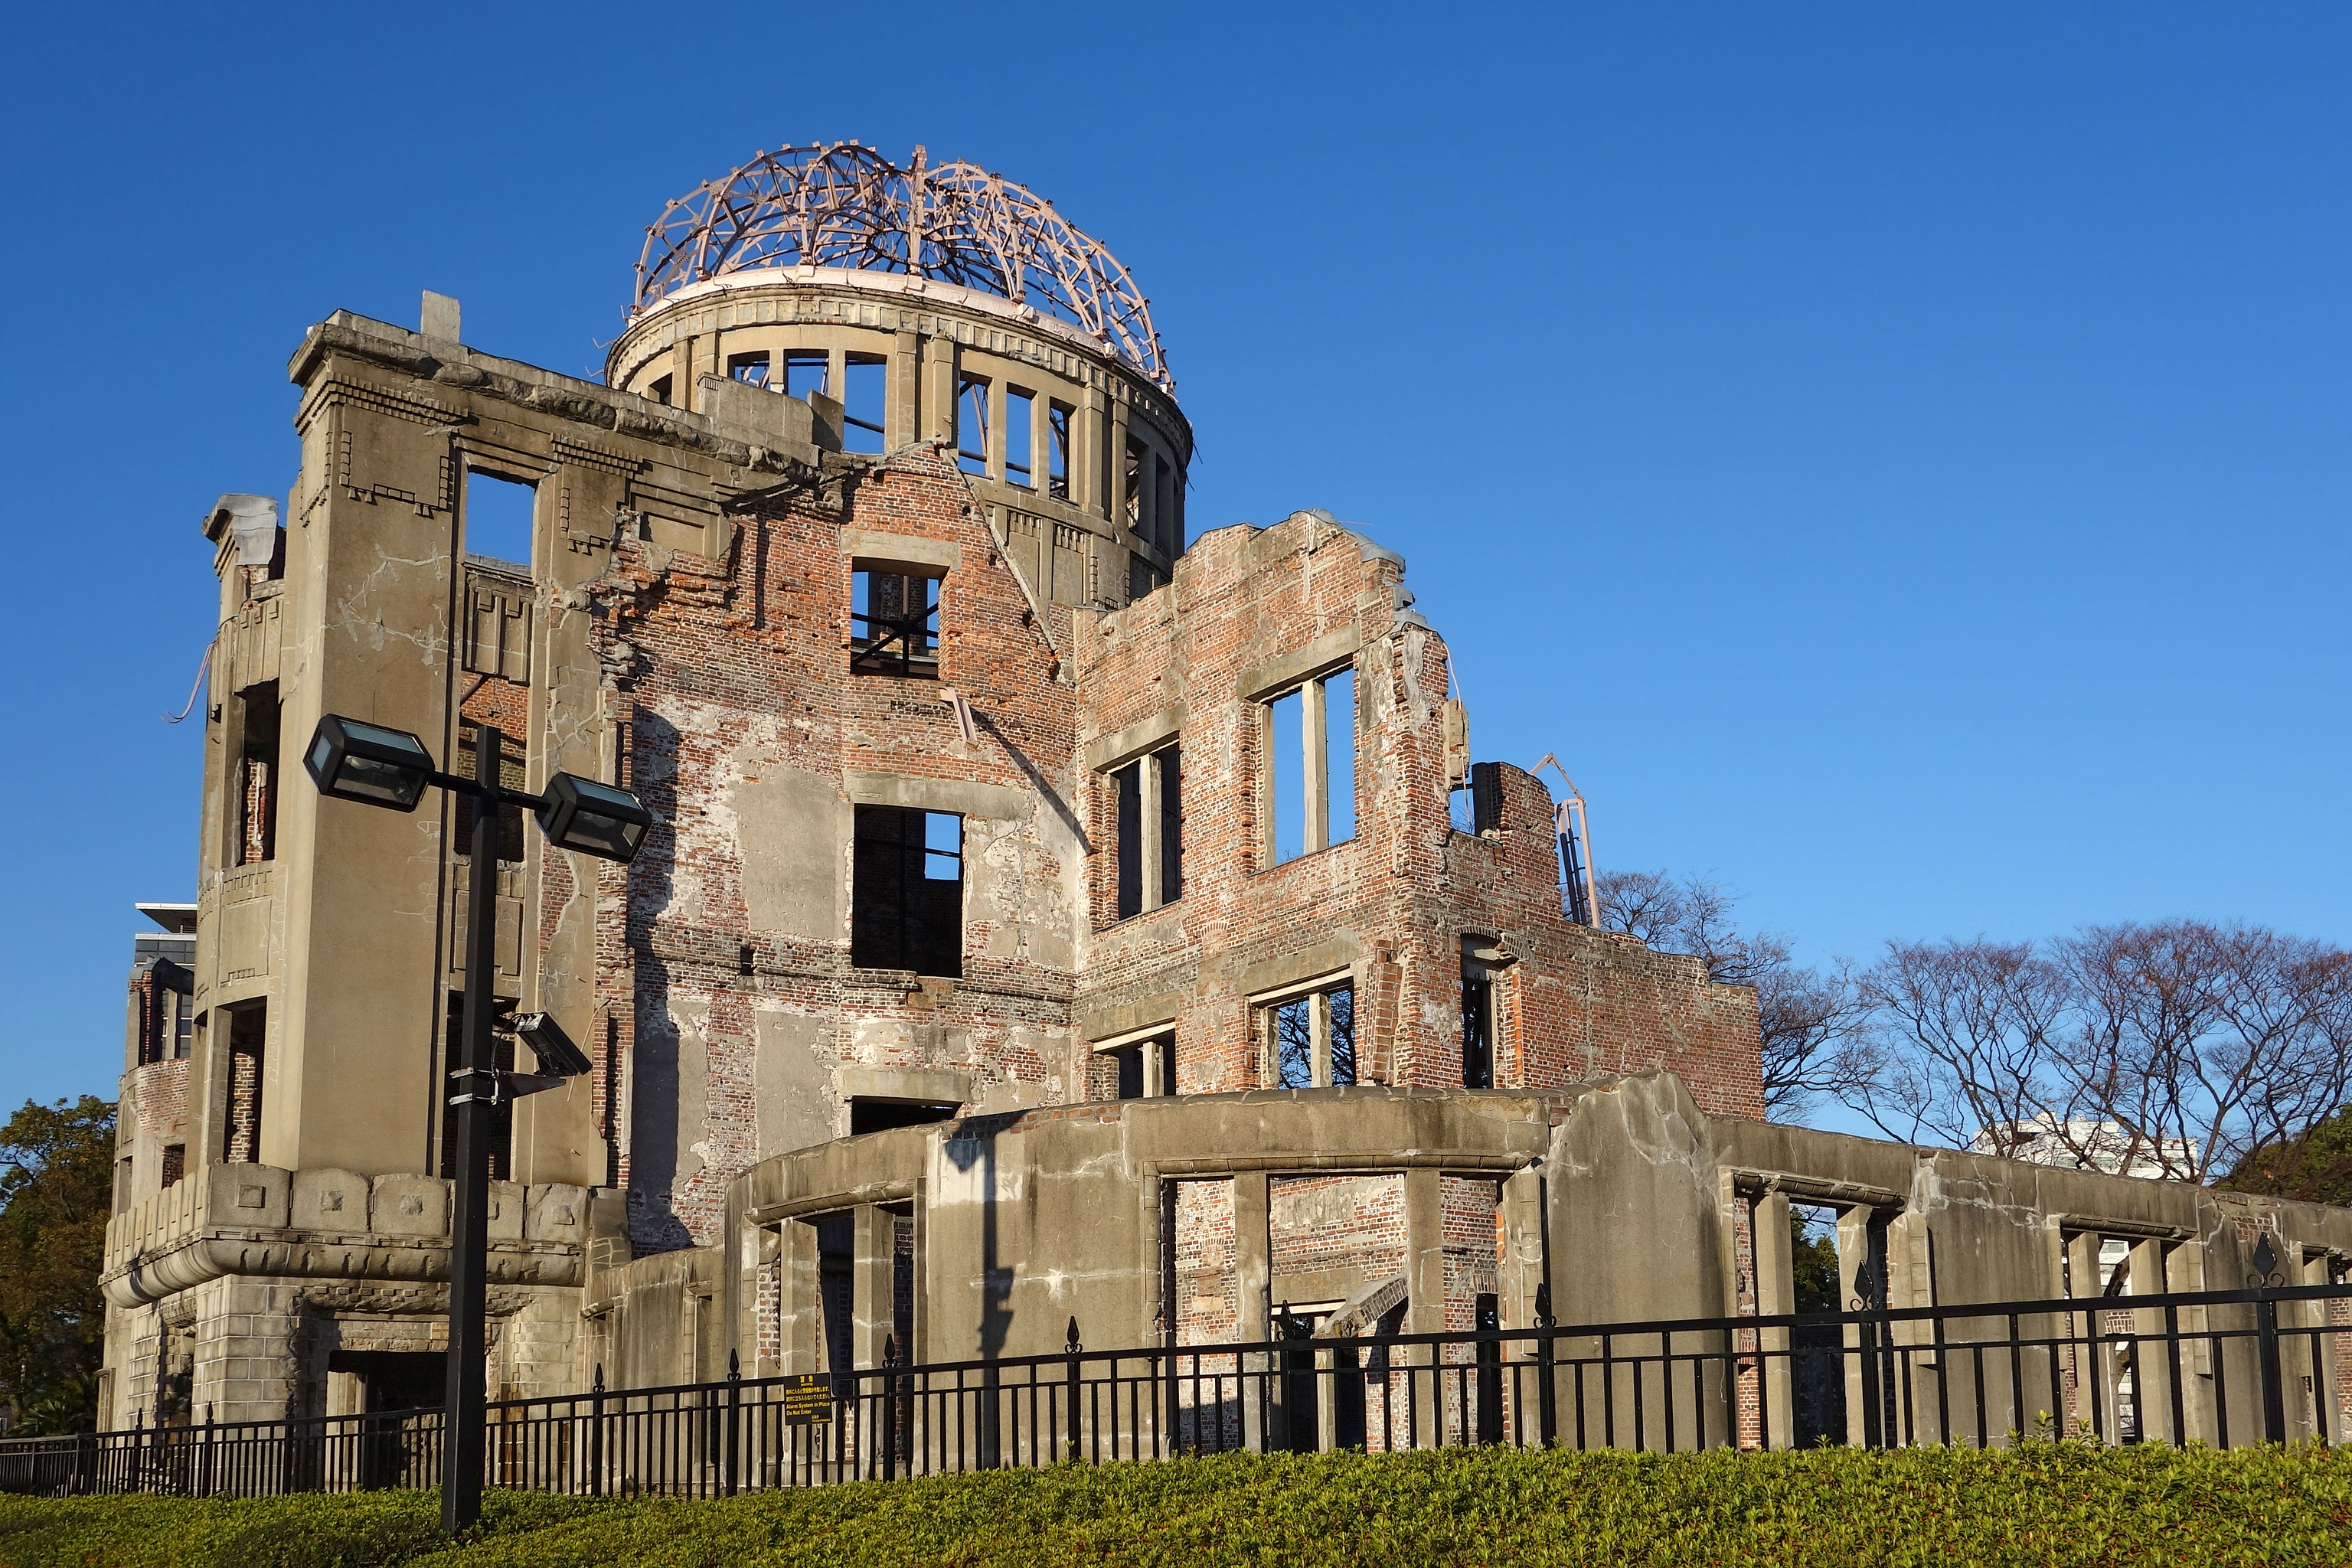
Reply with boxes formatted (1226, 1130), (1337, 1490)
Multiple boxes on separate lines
(100, 144), (2352, 1449)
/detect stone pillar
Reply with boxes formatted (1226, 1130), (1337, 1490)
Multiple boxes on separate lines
(1233, 1171), (1270, 1451)
(1109, 398), (1132, 527)
(1751, 1189), (1795, 1451)
(1403, 1166), (1446, 1447)
(2126, 1236), (2182, 1445)
(922, 337), (957, 446)
(888, 328), (920, 449)
(1076, 387), (1106, 516)
(852, 1204), (896, 1372)
(778, 1219), (822, 1375)
(1838, 1207), (1880, 1446)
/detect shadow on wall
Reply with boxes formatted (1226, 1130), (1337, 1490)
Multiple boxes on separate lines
(944, 1114), (1022, 1360)
(627, 709), (696, 1256)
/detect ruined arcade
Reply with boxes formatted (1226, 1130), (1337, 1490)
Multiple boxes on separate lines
(99, 143), (2352, 1451)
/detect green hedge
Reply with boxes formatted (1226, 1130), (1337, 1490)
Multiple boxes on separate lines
(6, 1442), (2351, 1567)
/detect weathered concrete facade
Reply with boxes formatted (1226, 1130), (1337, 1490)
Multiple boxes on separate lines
(98, 144), (2351, 1443)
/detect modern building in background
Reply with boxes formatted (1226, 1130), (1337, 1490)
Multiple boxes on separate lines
(99, 144), (2352, 1451)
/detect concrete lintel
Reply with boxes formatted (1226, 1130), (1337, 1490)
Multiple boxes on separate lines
(836, 1064), (972, 1106)
(1237, 940), (1358, 1001)
(838, 528), (962, 575)
(1236, 627), (1365, 704)
(1144, 1149), (1538, 1178)
(2048, 1211), (2194, 1243)
(1731, 1168), (1906, 1210)
(1081, 705), (1186, 774)
(845, 771), (1028, 822)
(1076, 992), (1183, 1044)
(746, 1181), (921, 1229)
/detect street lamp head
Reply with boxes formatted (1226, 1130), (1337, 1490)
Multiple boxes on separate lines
(536, 772), (652, 864)
(305, 715), (436, 812)
(504, 1011), (593, 1078)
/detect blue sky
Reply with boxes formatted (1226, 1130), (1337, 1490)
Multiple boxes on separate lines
(2, 4), (2346, 1116)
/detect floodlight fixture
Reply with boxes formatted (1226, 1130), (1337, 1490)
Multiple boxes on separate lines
(504, 1011), (592, 1078)
(305, 715), (436, 812)
(537, 772), (653, 864)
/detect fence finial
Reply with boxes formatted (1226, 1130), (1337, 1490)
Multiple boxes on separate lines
(728, 1348), (741, 1380)
(1065, 1315), (1083, 1355)
(593, 1364), (605, 1393)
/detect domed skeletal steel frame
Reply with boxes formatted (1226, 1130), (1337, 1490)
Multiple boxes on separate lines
(634, 142), (1171, 391)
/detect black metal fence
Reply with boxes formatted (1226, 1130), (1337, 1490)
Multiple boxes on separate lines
(8, 1282), (2347, 1500)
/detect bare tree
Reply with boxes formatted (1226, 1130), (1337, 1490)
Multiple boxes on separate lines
(1596, 871), (1870, 1121)
(1847, 938), (2073, 1155)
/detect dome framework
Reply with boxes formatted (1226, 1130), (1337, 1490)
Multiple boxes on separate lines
(634, 142), (1171, 390)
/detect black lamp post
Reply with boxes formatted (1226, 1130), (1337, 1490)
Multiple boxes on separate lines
(305, 714), (649, 1534)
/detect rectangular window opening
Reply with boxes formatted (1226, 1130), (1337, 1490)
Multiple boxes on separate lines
(224, 1001), (266, 1164)
(1123, 439), (1146, 528)
(1156, 458), (1180, 554)
(1047, 403), (1072, 501)
(852, 805), (963, 976)
(648, 374), (673, 406)
(955, 374), (991, 475)
(842, 355), (887, 452)
(1264, 665), (1356, 866)
(849, 1099), (959, 1135)
(464, 469), (536, 570)
(1462, 968), (1494, 1089)
(851, 568), (941, 678)
(1096, 1034), (1174, 1101)
(1114, 760), (1143, 920)
(1262, 982), (1356, 1089)
(1005, 387), (1035, 488)
(160, 1143), (185, 1191)
(783, 351), (831, 401)
(727, 351), (772, 388)
(1106, 743), (1182, 920)
(234, 682), (281, 867)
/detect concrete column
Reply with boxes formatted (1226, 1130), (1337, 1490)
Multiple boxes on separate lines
(2063, 1231), (2119, 1442)
(1404, 1167), (1446, 1447)
(852, 1204), (896, 1373)
(1301, 677), (1328, 853)
(1140, 756), (1163, 911)
(984, 375), (1006, 482)
(1838, 1207), (1879, 1446)
(887, 330), (918, 448)
(1109, 398), (1132, 526)
(2127, 1236), (2181, 1445)
(1751, 1190), (1795, 1450)
(778, 1219), (822, 1375)
(1233, 1171), (1271, 1452)
(1076, 387), (1106, 515)
(1308, 991), (1332, 1088)
(920, 337), (956, 446)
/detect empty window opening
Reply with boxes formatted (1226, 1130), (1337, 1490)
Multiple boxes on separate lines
(1109, 744), (1184, 920)
(1261, 980), (1356, 1089)
(955, 373), (991, 475)
(842, 355), (887, 452)
(1047, 403), (1072, 501)
(648, 374), (674, 406)
(1004, 387), (1035, 488)
(160, 1143), (185, 1191)
(727, 351), (772, 388)
(850, 1099), (959, 1135)
(172, 990), (193, 1059)
(815, 1214), (854, 1380)
(851, 806), (963, 976)
(234, 682), (280, 866)
(1265, 665), (1356, 865)
(1096, 1034), (1174, 1100)
(113, 1156), (131, 1213)
(224, 1001), (266, 1163)
(1462, 969), (1494, 1089)
(1156, 457), (1179, 554)
(782, 351), (830, 400)
(851, 568), (941, 677)
(1123, 439), (1146, 528)
(464, 470), (536, 570)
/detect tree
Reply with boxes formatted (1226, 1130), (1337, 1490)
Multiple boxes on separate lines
(1834, 922), (2352, 1183)
(2220, 1104), (2352, 1206)
(1596, 870), (1870, 1121)
(0, 1096), (115, 1433)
